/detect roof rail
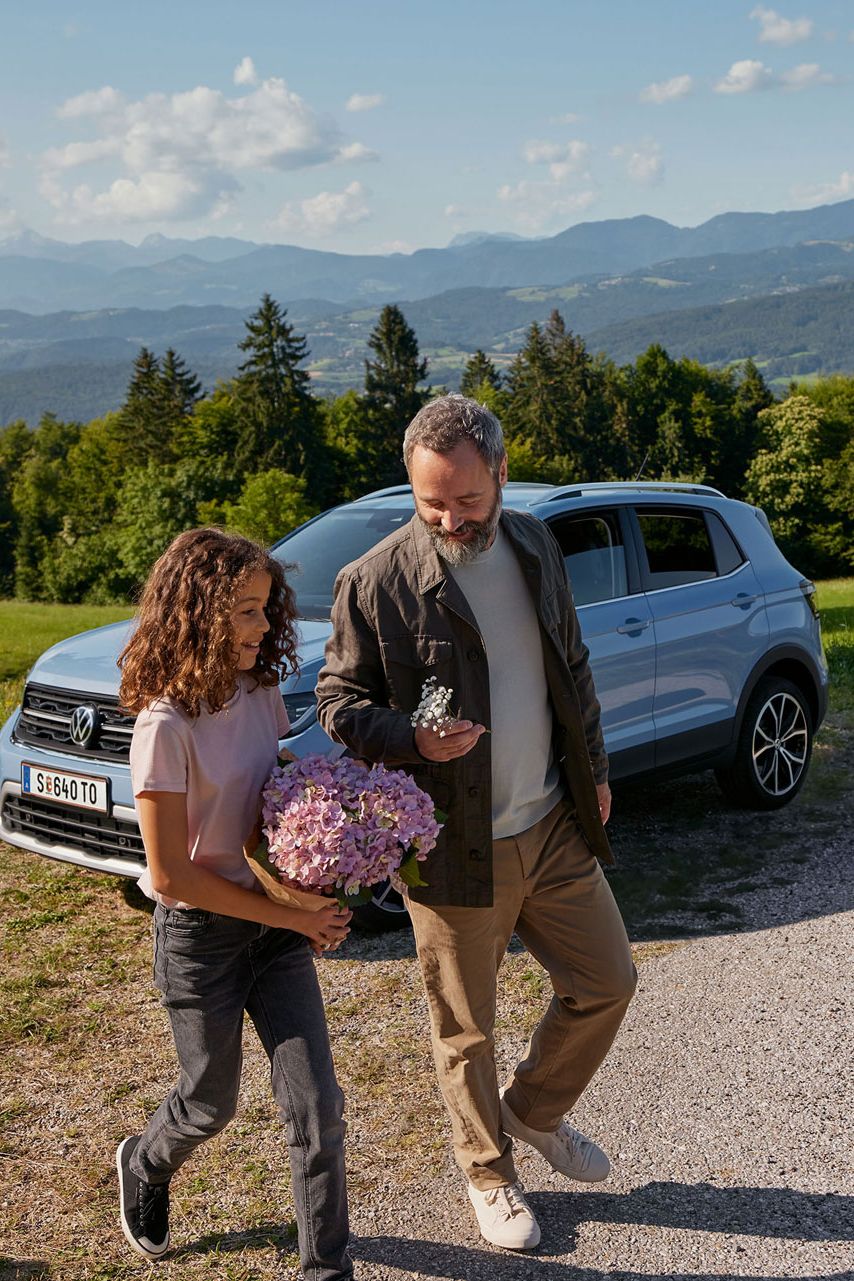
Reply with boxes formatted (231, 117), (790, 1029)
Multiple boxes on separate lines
(544, 481), (726, 502)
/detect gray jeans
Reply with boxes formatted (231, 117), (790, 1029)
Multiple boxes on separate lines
(131, 905), (352, 1281)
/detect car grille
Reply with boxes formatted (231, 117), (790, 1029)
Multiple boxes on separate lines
(2, 793), (146, 867)
(13, 683), (135, 762)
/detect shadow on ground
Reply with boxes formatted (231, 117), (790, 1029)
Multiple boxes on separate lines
(355, 1179), (851, 1277)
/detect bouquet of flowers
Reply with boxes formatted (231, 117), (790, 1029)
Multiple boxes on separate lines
(245, 753), (443, 910)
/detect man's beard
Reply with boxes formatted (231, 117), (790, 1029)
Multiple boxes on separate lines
(420, 489), (502, 567)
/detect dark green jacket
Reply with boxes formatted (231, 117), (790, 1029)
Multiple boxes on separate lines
(316, 508), (613, 907)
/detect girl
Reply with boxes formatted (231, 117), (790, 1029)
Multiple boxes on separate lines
(116, 527), (352, 1279)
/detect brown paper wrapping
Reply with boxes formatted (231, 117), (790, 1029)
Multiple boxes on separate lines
(244, 841), (333, 913)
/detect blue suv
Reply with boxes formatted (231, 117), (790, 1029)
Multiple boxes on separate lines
(0, 481), (828, 927)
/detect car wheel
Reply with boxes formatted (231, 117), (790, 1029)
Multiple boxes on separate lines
(352, 880), (411, 932)
(716, 676), (813, 810)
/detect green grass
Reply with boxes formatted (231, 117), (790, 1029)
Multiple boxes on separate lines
(817, 578), (854, 710)
(0, 600), (134, 724)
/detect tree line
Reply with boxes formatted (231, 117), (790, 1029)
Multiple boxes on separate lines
(1, 294), (852, 604)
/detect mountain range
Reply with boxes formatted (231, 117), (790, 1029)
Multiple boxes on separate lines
(2, 198), (854, 423)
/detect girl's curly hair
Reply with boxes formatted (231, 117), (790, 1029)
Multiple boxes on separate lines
(118, 528), (299, 717)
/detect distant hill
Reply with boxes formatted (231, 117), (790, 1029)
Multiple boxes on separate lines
(586, 279), (854, 379)
(2, 198), (854, 312)
(4, 225), (854, 422)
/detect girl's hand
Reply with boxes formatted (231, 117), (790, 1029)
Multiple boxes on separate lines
(295, 901), (352, 953)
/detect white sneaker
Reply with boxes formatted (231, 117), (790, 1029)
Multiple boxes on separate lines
(500, 1092), (610, 1182)
(467, 1180), (541, 1250)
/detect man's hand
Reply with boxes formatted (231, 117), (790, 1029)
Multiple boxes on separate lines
(596, 781), (612, 825)
(415, 719), (486, 762)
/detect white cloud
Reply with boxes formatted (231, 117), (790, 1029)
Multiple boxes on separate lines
(233, 56), (258, 87)
(0, 134), (10, 167)
(273, 181), (371, 236)
(640, 74), (694, 104)
(715, 59), (774, 93)
(611, 140), (664, 185)
(0, 202), (19, 234)
(43, 77), (375, 224)
(750, 6), (813, 45)
(551, 112), (580, 124)
(345, 92), (384, 112)
(45, 170), (229, 222)
(444, 204), (466, 217)
(379, 239), (415, 254)
(57, 85), (124, 119)
(523, 138), (589, 181)
(336, 141), (379, 162)
(792, 170), (854, 204)
(780, 62), (839, 89)
(497, 179), (595, 233)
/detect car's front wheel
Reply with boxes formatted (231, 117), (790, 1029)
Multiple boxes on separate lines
(716, 675), (813, 810)
(352, 880), (411, 932)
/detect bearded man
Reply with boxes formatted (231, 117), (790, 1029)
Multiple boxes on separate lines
(316, 395), (636, 1250)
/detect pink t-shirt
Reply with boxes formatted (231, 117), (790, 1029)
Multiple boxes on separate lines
(130, 675), (289, 906)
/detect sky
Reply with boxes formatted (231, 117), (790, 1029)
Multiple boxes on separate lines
(1, 1), (853, 253)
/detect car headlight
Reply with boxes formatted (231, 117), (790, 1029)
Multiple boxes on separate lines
(282, 691), (317, 736)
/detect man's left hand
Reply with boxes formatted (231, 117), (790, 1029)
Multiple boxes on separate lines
(596, 781), (612, 825)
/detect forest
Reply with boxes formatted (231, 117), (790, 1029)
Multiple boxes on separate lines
(1, 293), (853, 604)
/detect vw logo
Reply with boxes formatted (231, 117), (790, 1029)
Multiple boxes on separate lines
(69, 704), (100, 748)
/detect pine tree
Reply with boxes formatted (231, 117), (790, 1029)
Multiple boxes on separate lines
(363, 305), (429, 486)
(460, 350), (502, 399)
(234, 294), (319, 480)
(119, 348), (162, 464)
(158, 348), (202, 427)
(118, 347), (202, 466)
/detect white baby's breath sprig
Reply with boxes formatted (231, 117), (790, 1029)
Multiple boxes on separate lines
(411, 675), (456, 737)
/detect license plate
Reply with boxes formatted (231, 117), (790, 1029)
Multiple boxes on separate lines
(21, 763), (109, 814)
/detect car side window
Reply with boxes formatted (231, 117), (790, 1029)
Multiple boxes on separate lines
(636, 509), (719, 588)
(547, 511), (629, 606)
(706, 510), (746, 576)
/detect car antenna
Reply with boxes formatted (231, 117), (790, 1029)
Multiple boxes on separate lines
(634, 451), (650, 482)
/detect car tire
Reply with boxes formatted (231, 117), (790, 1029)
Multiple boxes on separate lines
(352, 880), (411, 932)
(715, 676), (813, 810)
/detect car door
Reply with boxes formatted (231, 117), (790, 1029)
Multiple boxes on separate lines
(545, 506), (655, 778)
(631, 504), (770, 768)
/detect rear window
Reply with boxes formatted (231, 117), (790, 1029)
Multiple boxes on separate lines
(637, 510), (717, 589)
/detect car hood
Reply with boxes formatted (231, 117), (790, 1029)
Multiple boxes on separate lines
(27, 617), (333, 698)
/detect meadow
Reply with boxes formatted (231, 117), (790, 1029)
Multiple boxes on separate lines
(0, 583), (851, 1277)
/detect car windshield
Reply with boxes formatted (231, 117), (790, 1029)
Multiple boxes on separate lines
(272, 503), (414, 619)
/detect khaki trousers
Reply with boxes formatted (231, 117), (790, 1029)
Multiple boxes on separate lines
(406, 800), (636, 1190)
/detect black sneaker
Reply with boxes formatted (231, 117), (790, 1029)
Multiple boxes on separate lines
(116, 1135), (170, 1261)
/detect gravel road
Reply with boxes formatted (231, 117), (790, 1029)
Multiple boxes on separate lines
(344, 834), (853, 1281)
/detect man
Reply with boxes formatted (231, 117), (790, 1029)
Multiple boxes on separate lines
(316, 395), (636, 1250)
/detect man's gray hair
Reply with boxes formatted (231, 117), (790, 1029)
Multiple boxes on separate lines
(403, 394), (505, 476)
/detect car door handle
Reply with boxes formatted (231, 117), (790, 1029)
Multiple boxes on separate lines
(731, 593), (759, 609)
(616, 617), (652, 635)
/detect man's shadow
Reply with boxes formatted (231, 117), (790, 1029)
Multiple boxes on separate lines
(356, 1179), (850, 1277)
(171, 1181), (850, 1270)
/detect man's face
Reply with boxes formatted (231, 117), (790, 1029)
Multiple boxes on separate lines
(409, 441), (507, 567)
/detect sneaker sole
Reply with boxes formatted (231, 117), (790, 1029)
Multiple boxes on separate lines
(500, 1100), (610, 1182)
(116, 1137), (170, 1262)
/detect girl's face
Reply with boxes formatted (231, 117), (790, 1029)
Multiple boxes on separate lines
(231, 570), (272, 670)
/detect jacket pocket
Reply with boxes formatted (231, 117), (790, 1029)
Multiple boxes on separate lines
(380, 634), (454, 711)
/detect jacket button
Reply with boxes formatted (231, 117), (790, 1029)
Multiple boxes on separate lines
(468, 786), (479, 797)
(467, 648), (480, 662)
(469, 848), (485, 861)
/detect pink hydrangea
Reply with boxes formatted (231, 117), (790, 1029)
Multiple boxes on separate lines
(261, 754), (442, 901)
